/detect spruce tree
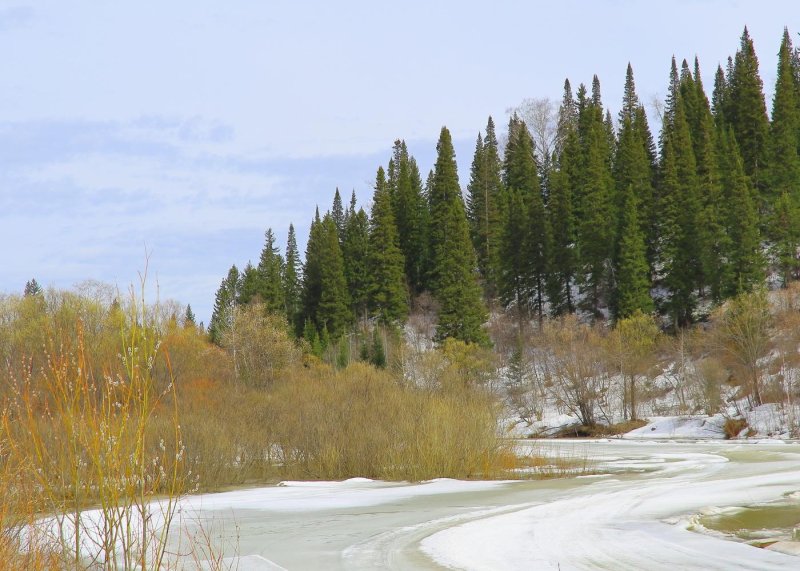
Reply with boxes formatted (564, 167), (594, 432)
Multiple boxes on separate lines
(331, 188), (346, 242)
(300, 212), (323, 335)
(719, 127), (763, 295)
(772, 191), (800, 285)
(727, 27), (770, 197)
(613, 185), (653, 319)
(390, 141), (430, 294)
(209, 265), (239, 345)
(659, 91), (703, 325)
(342, 200), (371, 320)
(283, 223), (302, 331)
(546, 165), (576, 315)
(576, 95), (615, 316)
(237, 262), (260, 305)
(256, 228), (285, 312)
(184, 304), (196, 326)
(466, 117), (504, 300)
(368, 166), (409, 324)
(501, 122), (550, 322)
(429, 126), (488, 344)
(315, 214), (351, 337)
(768, 28), (800, 209)
(23, 279), (42, 297)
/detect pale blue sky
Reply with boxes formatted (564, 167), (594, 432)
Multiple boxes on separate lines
(1, 0), (796, 323)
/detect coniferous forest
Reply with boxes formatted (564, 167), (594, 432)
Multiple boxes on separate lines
(210, 27), (800, 349)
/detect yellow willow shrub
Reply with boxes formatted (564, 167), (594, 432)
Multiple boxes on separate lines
(268, 362), (507, 481)
(1, 287), (189, 570)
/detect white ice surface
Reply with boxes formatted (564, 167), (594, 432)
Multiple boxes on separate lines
(422, 441), (800, 571)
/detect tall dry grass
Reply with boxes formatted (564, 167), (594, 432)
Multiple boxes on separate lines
(0, 281), (189, 569)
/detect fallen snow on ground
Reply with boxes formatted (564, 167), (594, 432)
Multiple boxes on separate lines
(624, 414), (727, 439)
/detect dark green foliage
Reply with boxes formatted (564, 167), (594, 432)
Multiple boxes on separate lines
(370, 329), (387, 368)
(546, 166), (575, 315)
(501, 121), (551, 322)
(466, 117), (504, 299)
(772, 192), (800, 285)
(727, 27), (770, 196)
(368, 166), (408, 324)
(237, 262), (260, 305)
(429, 127), (488, 345)
(331, 188), (346, 242)
(283, 223), (302, 330)
(257, 228), (285, 312)
(719, 127), (764, 295)
(388, 140), (430, 294)
(658, 89), (703, 326)
(576, 92), (615, 316)
(301, 213), (351, 338)
(23, 278), (42, 297)
(184, 304), (196, 326)
(613, 185), (654, 319)
(315, 215), (352, 337)
(342, 200), (371, 320)
(209, 265), (239, 345)
(768, 29), (800, 202)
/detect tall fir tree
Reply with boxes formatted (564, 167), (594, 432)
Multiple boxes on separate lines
(576, 88), (615, 316)
(283, 223), (302, 331)
(466, 117), (504, 300)
(237, 262), (260, 305)
(209, 264), (239, 345)
(331, 188), (346, 243)
(718, 126), (764, 295)
(342, 199), (371, 320)
(768, 29), (800, 210)
(658, 88), (704, 325)
(315, 214), (351, 337)
(368, 166), (408, 323)
(428, 127), (489, 344)
(256, 228), (285, 312)
(613, 184), (654, 319)
(727, 27), (770, 198)
(389, 141), (430, 294)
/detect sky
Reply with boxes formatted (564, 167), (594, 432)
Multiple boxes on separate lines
(1, 0), (797, 323)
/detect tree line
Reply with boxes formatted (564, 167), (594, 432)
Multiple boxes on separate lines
(210, 27), (800, 347)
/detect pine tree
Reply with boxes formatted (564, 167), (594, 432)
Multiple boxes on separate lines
(772, 191), (800, 285)
(389, 141), (430, 294)
(300, 213), (323, 335)
(209, 265), (239, 345)
(315, 215), (351, 337)
(555, 78), (578, 159)
(466, 117), (504, 299)
(331, 188), (346, 242)
(719, 127), (763, 295)
(613, 185), (654, 319)
(576, 94), (615, 316)
(768, 28), (800, 210)
(342, 199), (371, 320)
(501, 121), (550, 322)
(429, 127), (488, 344)
(237, 262), (260, 305)
(659, 90), (703, 326)
(257, 228), (285, 312)
(23, 278), (42, 296)
(546, 165), (576, 315)
(184, 304), (196, 326)
(283, 223), (302, 331)
(727, 27), (770, 197)
(368, 166), (408, 323)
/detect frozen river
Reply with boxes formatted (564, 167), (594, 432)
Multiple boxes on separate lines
(176, 439), (800, 570)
